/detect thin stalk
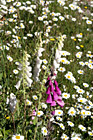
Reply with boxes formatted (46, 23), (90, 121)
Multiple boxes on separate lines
(34, 42), (57, 140)
(11, 112), (16, 133)
(22, 52), (26, 135)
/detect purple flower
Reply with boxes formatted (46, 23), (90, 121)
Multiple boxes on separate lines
(46, 94), (52, 103)
(54, 80), (58, 86)
(51, 110), (55, 115)
(46, 87), (50, 94)
(51, 100), (56, 106)
(57, 99), (65, 107)
(45, 75), (65, 108)
(50, 83), (54, 92)
(49, 80), (52, 86)
(53, 91), (59, 100)
(55, 86), (61, 95)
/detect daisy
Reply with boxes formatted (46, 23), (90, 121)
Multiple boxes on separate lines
(55, 110), (63, 116)
(69, 4), (77, 10)
(86, 20), (92, 24)
(88, 131), (93, 136)
(27, 34), (33, 37)
(20, 23), (25, 29)
(61, 133), (69, 140)
(71, 136), (82, 140)
(67, 121), (74, 127)
(32, 95), (38, 100)
(26, 99), (32, 106)
(81, 109), (86, 116)
(7, 55), (13, 62)
(37, 111), (44, 117)
(83, 83), (89, 88)
(77, 88), (85, 94)
(41, 127), (48, 136)
(77, 70), (84, 75)
(42, 65), (47, 70)
(52, 17), (58, 21)
(41, 103), (47, 109)
(88, 63), (93, 69)
(13, 69), (19, 74)
(85, 111), (91, 116)
(68, 107), (76, 116)
(38, 16), (43, 21)
(12, 134), (24, 140)
(78, 124), (86, 131)
(77, 97), (87, 104)
(56, 116), (62, 121)
(62, 93), (70, 99)
(59, 16), (65, 21)
(76, 52), (82, 58)
(79, 61), (85, 66)
(58, 67), (66, 72)
(59, 123), (65, 130)
(42, 59), (48, 64)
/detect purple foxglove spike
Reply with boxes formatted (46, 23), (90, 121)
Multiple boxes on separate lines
(54, 80), (58, 86)
(51, 100), (56, 106)
(53, 91), (59, 100)
(57, 99), (65, 107)
(46, 94), (52, 103)
(46, 87), (50, 94)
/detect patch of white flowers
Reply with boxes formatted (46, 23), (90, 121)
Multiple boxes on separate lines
(15, 51), (32, 89)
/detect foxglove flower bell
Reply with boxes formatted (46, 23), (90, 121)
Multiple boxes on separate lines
(6, 93), (17, 113)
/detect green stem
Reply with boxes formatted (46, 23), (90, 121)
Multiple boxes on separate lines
(34, 42), (57, 140)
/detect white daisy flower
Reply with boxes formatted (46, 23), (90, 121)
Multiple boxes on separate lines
(77, 70), (84, 75)
(59, 123), (65, 130)
(41, 103), (47, 109)
(61, 133), (69, 140)
(13, 69), (19, 74)
(83, 83), (89, 88)
(78, 124), (86, 131)
(26, 99), (32, 106)
(58, 67), (66, 72)
(62, 93), (70, 99)
(77, 97), (87, 104)
(68, 107), (76, 116)
(37, 111), (44, 117)
(67, 121), (74, 127)
(41, 127), (48, 136)
(7, 55), (13, 62)
(56, 116), (62, 122)
(55, 110), (63, 116)
(32, 95), (38, 100)
(42, 59), (48, 64)
(86, 20), (92, 24)
(76, 88), (85, 94)
(12, 134), (24, 140)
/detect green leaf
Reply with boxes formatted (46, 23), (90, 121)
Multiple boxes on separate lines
(33, 117), (37, 125)
(0, 73), (3, 80)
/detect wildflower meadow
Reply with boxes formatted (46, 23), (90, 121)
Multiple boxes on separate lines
(0, 0), (93, 140)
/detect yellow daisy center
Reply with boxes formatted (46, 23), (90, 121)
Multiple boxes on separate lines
(16, 136), (20, 139)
